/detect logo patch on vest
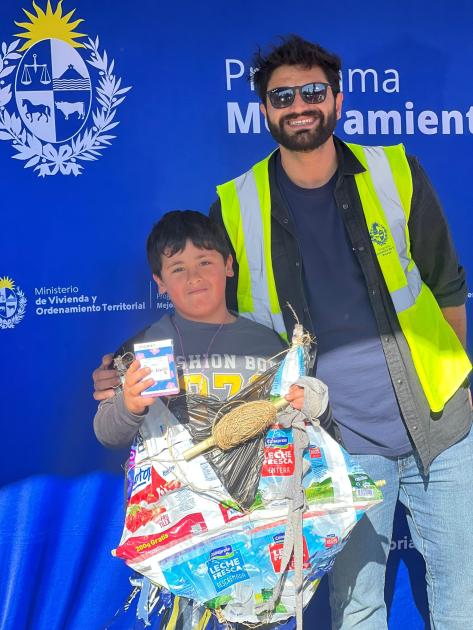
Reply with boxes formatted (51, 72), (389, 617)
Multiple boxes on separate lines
(369, 222), (388, 246)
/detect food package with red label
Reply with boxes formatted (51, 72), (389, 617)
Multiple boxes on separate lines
(112, 334), (383, 624)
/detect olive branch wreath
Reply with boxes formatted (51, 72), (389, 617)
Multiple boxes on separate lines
(0, 288), (27, 329)
(0, 36), (131, 177)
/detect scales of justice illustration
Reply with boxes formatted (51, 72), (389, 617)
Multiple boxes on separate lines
(20, 54), (51, 86)
(18, 49), (91, 133)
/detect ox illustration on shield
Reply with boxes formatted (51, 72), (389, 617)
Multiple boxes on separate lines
(15, 39), (91, 143)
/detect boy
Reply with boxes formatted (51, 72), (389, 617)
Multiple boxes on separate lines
(94, 210), (325, 628)
(93, 210), (310, 448)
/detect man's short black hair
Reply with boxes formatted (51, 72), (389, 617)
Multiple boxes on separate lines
(251, 34), (342, 102)
(147, 210), (231, 277)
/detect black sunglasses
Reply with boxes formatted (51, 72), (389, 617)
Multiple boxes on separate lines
(266, 82), (331, 109)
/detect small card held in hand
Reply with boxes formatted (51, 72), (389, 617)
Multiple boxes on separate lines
(134, 339), (180, 397)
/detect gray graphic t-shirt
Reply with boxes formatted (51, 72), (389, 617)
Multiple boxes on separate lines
(94, 313), (286, 449)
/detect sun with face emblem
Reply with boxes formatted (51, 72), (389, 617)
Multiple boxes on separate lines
(0, 0), (131, 176)
(0, 277), (15, 290)
(14, 0), (86, 51)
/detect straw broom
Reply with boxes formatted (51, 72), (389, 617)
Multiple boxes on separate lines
(183, 397), (289, 461)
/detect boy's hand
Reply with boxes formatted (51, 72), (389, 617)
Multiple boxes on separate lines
(93, 353), (120, 401)
(285, 384), (305, 410)
(123, 359), (157, 415)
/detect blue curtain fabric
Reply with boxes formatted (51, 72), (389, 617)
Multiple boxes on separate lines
(1, 0), (470, 627)
(0, 475), (427, 629)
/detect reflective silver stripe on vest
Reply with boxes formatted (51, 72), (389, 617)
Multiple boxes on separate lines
(362, 146), (421, 313)
(234, 169), (287, 335)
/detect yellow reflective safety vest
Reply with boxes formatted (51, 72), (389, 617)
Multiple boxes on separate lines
(217, 142), (471, 412)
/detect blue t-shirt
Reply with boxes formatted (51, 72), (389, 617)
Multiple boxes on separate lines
(276, 157), (412, 456)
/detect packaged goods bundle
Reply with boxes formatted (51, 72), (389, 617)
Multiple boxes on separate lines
(112, 328), (383, 627)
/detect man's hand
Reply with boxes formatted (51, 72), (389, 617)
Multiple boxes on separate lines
(123, 359), (157, 415)
(93, 353), (121, 401)
(285, 384), (305, 410)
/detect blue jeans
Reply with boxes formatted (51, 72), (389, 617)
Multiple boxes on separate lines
(329, 429), (473, 630)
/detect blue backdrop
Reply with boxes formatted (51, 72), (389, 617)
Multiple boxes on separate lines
(1, 0), (472, 628)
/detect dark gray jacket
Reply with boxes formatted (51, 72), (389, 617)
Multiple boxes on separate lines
(210, 137), (472, 472)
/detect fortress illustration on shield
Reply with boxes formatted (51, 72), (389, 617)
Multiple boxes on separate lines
(0, 277), (26, 329)
(0, 0), (131, 176)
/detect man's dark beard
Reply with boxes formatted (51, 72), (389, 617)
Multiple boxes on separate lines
(267, 106), (337, 152)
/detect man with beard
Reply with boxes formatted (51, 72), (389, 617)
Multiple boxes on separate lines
(209, 35), (473, 629)
(93, 35), (473, 629)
